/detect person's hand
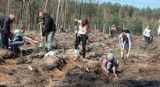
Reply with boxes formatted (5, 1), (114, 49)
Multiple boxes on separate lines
(74, 19), (78, 22)
(33, 40), (38, 44)
(75, 31), (78, 34)
(38, 22), (43, 25)
(121, 48), (124, 52)
(106, 71), (109, 74)
(113, 73), (117, 77)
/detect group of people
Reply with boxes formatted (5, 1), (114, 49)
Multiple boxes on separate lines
(1, 12), (160, 77)
(0, 12), (56, 52)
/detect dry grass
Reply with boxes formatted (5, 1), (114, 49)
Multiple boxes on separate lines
(0, 73), (9, 78)
(52, 60), (77, 81)
(5, 59), (17, 65)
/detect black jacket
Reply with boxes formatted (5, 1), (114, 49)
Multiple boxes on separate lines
(42, 13), (56, 36)
(0, 14), (11, 35)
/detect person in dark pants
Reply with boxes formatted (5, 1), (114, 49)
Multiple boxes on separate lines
(143, 25), (151, 48)
(39, 12), (56, 52)
(110, 24), (116, 38)
(74, 18), (89, 61)
(0, 14), (15, 49)
(119, 31), (131, 59)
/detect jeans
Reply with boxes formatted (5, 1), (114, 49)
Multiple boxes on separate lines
(75, 35), (88, 58)
(45, 31), (55, 51)
(9, 41), (24, 47)
(1, 30), (9, 49)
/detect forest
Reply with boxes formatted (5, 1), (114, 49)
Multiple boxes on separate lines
(0, 0), (160, 35)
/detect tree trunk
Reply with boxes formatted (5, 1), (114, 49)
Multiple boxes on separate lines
(56, 0), (61, 28)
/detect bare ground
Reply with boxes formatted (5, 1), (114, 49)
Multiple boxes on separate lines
(0, 32), (160, 87)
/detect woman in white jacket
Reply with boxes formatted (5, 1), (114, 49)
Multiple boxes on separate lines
(143, 25), (152, 48)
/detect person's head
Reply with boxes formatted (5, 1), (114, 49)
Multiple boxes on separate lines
(9, 14), (15, 22)
(112, 24), (115, 27)
(107, 52), (114, 61)
(102, 52), (114, 61)
(39, 12), (44, 19)
(158, 20), (160, 24)
(146, 25), (149, 29)
(82, 17), (89, 27)
(122, 32), (127, 37)
(19, 24), (25, 33)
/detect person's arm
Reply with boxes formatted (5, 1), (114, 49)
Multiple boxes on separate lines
(119, 34), (124, 50)
(112, 66), (117, 77)
(3, 19), (10, 35)
(127, 34), (131, 58)
(101, 59), (109, 74)
(143, 29), (147, 36)
(23, 36), (38, 44)
(157, 26), (160, 35)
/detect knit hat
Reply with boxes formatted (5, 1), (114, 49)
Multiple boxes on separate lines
(107, 53), (114, 61)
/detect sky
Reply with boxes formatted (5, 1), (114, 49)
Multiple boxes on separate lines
(98, 0), (160, 9)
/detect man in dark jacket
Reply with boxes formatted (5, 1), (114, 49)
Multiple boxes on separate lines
(39, 12), (56, 52)
(0, 14), (15, 49)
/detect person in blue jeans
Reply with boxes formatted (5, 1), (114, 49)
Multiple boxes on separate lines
(0, 14), (15, 49)
(39, 12), (56, 52)
(9, 24), (38, 48)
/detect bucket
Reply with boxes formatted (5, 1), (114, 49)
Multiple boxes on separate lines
(39, 42), (45, 49)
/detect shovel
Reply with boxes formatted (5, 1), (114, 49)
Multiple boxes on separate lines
(39, 25), (45, 49)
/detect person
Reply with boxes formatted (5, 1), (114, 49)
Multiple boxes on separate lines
(74, 17), (89, 61)
(157, 20), (160, 36)
(101, 53), (119, 77)
(157, 20), (160, 50)
(110, 24), (116, 37)
(119, 30), (131, 59)
(9, 24), (38, 49)
(39, 12), (56, 52)
(143, 25), (152, 48)
(60, 26), (65, 32)
(0, 14), (15, 49)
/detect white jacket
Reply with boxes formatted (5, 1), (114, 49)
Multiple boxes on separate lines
(143, 28), (151, 37)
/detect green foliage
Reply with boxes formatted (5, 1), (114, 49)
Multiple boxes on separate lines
(125, 18), (143, 35)
(147, 21), (158, 35)
(107, 15), (122, 32)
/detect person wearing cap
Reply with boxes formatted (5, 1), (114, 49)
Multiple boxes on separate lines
(0, 14), (15, 49)
(101, 53), (119, 77)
